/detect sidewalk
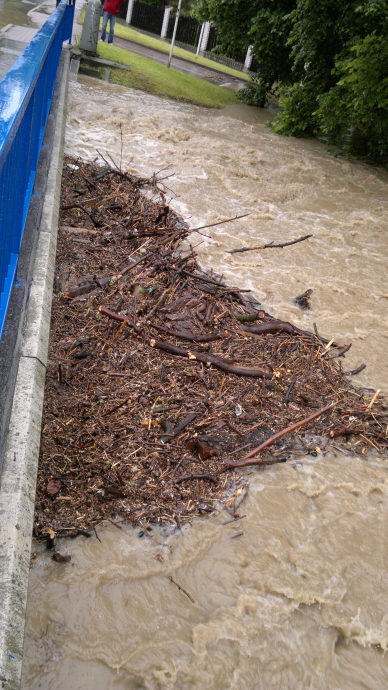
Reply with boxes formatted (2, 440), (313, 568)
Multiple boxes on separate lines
(0, 0), (56, 80)
(73, 10), (247, 91)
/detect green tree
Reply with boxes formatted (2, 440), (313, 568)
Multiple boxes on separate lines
(192, 0), (296, 104)
(191, 0), (388, 166)
(315, 4), (388, 163)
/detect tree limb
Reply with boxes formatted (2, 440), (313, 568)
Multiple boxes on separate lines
(227, 234), (313, 254)
(216, 402), (336, 473)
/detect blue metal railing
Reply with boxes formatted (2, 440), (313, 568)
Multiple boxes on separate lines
(0, 0), (74, 340)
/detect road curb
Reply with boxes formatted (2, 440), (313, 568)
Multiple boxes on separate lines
(0, 48), (70, 690)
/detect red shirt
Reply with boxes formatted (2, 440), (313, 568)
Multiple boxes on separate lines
(103, 0), (125, 16)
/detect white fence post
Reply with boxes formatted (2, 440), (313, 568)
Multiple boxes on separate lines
(244, 44), (254, 71)
(199, 20), (211, 52)
(126, 0), (135, 24)
(161, 6), (173, 39)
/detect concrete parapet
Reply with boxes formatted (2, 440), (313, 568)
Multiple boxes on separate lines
(0, 48), (70, 690)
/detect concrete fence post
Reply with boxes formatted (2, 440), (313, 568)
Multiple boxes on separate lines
(199, 20), (211, 52)
(161, 6), (173, 39)
(126, 0), (135, 24)
(244, 44), (254, 71)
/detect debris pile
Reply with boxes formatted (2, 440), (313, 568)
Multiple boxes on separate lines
(34, 155), (388, 538)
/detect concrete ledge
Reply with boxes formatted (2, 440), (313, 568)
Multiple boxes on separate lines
(0, 48), (70, 690)
(21, 230), (57, 368)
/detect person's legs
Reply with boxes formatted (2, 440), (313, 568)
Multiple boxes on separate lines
(100, 11), (109, 41)
(108, 14), (116, 43)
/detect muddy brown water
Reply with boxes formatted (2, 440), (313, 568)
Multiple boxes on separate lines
(21, 77), (388, 689)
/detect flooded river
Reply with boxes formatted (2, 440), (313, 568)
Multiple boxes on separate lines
(21, 77), (388, 689)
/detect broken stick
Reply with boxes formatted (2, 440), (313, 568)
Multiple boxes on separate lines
(169, 576), (195, 603)
(227, 234), (312, 254)
(217, 402), (336, 473)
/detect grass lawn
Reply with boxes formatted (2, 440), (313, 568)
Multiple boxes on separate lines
(78, 5), (249, 82)
(97, 42), (239, 107)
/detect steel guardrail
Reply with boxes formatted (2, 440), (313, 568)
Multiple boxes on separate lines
(0, 0), (74, 340)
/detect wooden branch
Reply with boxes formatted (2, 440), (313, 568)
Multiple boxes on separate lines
(169, 576), (195, 603)
(189, 214), (249, 233)
(344, 364), (366, 376)
(227, 234), (313, 254)
(120, 252), (152, 277)
(173, 473), (218, 484)
(149, 323), (223, 343)
(98, 306), (272, 379)
(216, 403), (336, 473)
(61, 203), (103, 228)
(149, 338), (272, 378)
(323, 343), (352, 360)
(238, 320), (298, 336)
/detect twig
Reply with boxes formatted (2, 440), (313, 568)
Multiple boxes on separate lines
(344, 364), (366, 376)
(313, 323), (325, 347)
(174, 473), (218, 484)
(367, 390), (380, 409)
(120, 252), (152, 277)
(107, 517), (122, 529)
(102, 398), (131, 417)
(217, 402), (337, 473)
(222, 515), (246, 525)
(172, 454), (188, 475)
(228, 234), (312, 254)
(189, 214), (249, 234)
(285, 375), (297, 404)
(323, 343), (352, 360)
(224, 419), (245, 438)
(169, 576), (195, 603)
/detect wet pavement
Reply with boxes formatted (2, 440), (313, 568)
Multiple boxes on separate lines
(0, 0), (55, 80)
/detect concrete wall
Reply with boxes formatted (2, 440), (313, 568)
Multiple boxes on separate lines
(0, 48), (70, 690)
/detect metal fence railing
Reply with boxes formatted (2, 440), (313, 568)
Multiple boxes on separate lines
(131, 1), (164, 35)
(0, 0), (74, 341)
(166, 14), (201, 47)
(118, 0), (129, 21)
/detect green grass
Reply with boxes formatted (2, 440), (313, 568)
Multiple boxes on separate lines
(78, 5), (248, 81)
(96, 43), (238, 107)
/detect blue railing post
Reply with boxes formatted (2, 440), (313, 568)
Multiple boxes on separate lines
(0, 0), (74, 340)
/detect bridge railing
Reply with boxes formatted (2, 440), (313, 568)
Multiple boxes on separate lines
(0, 0), (74, 340)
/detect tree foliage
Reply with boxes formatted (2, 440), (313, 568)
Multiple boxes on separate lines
(191, 0), (388, 166)
(142, 0), (193, 14)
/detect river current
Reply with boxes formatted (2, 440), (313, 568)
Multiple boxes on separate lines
(21, 77), (388, 689)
